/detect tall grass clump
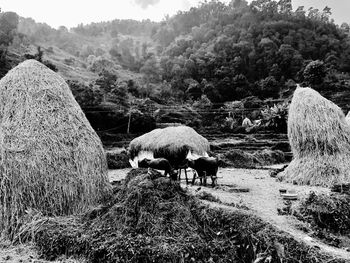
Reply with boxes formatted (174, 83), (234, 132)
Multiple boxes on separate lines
(0, 60), (110, 238)
(282, 87), (350, 186)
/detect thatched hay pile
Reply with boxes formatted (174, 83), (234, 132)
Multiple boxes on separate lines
(282, 87), (350, 186)
(129, 126), (210, 166)
(16, 169), (343, 263)
(0, 60), (110, 238)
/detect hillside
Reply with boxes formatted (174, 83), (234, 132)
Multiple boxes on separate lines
(1, 0), (350, 139)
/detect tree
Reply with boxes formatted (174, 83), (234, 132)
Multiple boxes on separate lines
(0, 11), (19, 46)
(258, 76), (280, 99)
(67, 80), (103, 107)
(95, 70), (118, 94)
(140, 55), (161, 83)
(303, 60), (326, 86)
(107, 82), (129, 111)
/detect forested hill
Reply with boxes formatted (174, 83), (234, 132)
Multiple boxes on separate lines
(1, 0), (350, 135)
(151, 0), (350, 102)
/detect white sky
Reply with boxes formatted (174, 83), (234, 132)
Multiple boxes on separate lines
(0, 0), (349, 29)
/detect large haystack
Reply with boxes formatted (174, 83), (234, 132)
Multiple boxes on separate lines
(282, 87), (350, 186)
(129, 126), (209, 167)
(0, 60), (110, 237)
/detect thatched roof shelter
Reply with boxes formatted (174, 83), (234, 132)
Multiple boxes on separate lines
(0, 60), (110, 238)
(129, 126), (209, 167)
(281, 87), (350, 186)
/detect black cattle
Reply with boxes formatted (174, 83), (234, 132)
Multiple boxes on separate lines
(138, 158), (177, 180)
(186, 157), (219, 186)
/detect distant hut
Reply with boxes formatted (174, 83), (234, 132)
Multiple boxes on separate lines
(129, 126), (209, 168)
(282, 87), (350, 186)
(0, 60), (110, 238)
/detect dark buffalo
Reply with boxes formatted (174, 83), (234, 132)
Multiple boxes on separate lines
(138, 158), (177, 180)
(186, 157), (219, 186)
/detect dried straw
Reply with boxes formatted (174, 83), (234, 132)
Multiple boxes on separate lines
(282, 87), (350, 186)
(128, 126), (209, 163)
(0, 60), (110, 238)
(346, 111), (350, 124)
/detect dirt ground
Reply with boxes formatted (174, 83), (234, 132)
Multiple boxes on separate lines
(2, 166), (350, 262)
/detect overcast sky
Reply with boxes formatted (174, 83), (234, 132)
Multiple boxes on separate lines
(1, 0), (349, 29)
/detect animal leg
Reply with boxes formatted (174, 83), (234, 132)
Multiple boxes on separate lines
(185, 169), (188, 184)
(203, 173), (207, 186)
(192, 170), (197, 185)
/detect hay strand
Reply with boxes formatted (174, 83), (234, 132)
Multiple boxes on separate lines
(0, 60), (110, 238)
(282, 87), (350, 186)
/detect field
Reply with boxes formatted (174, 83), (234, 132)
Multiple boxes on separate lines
(1, 167), (350, 262)
(1, 132), (350, 262)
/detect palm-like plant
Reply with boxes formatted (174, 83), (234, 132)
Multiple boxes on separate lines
(261, 102), (289, 132)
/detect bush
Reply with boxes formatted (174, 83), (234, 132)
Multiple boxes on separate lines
(261, 102), (289, 133)
(300, 192), (350, 234)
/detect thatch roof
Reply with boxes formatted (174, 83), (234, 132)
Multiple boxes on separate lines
(0, 60), (110, 238)
(129, 126), (209, 163)
(282, 87), (350, 186)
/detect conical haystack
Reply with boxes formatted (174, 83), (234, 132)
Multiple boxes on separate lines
(282, 87), (350, 186)
(0, 60), (110, 237)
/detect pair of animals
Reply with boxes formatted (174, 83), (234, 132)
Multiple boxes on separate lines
(138, 157), (218, 186)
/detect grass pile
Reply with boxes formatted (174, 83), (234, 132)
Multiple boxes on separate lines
(252, 149), (285, 165)
(220, 149), (285, 168)
(129, 126), (210, 166)
(295, 191), (350, 248)
(220, 149), (261, 168)
(299, 191), (350, 235)
(282, 87), (350, 186)
(17, 169), (346, 263)
(0, 60), (110, 239)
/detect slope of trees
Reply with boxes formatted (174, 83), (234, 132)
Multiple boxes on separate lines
(1, 1), (350, 135)
(151, 0), (350, 102)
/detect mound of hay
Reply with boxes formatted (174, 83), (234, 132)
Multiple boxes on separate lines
(129, 126), (209, 166)
(220, 149), (261, 168)
(282, 87), (350, 186)
(17, 169), (344, 262)
(0, 60), (110, 238)
(220, 149), (285, 168)
(253, 149), (285, 165)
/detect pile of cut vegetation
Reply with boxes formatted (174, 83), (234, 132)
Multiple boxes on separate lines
(282, 87), (350, 186)
(219, 149), (285, 168)
(296, 191), (350, 248)
(16, 169), (345, 263)
(0, 60), (110, 239)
